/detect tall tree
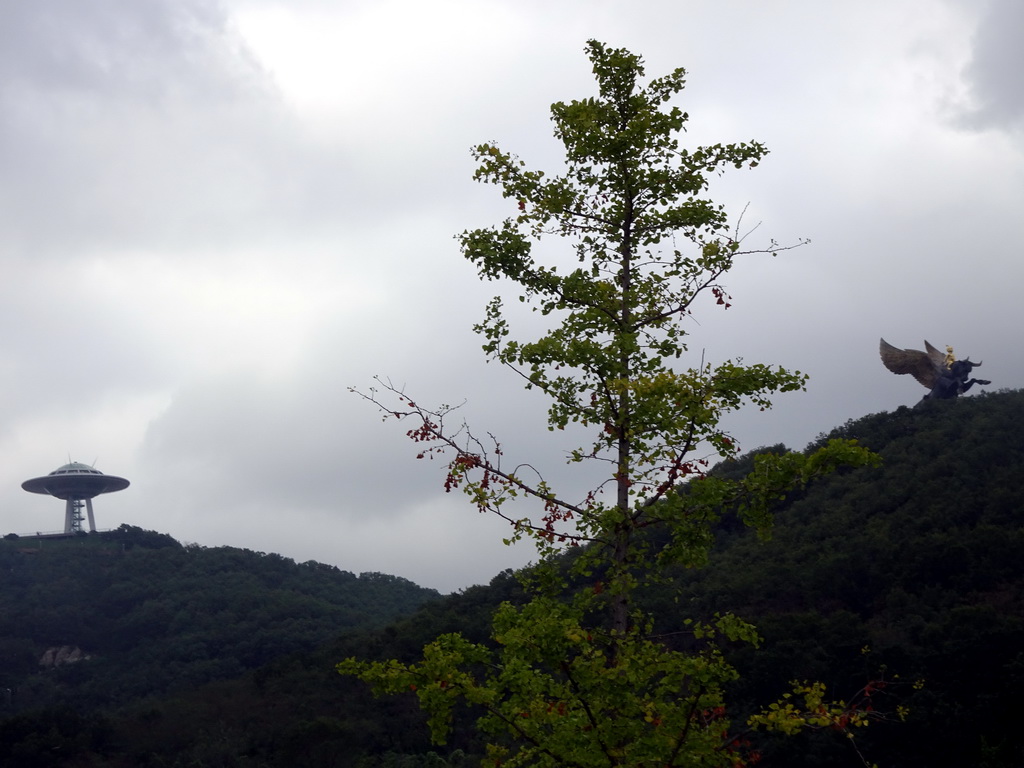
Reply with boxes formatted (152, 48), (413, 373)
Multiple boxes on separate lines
(341, 41), (879, 767)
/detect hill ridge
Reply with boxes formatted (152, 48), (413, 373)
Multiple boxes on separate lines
(2, 390), (1023, 766)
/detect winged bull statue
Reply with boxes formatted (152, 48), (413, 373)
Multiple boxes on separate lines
(879, 339), (990, 400)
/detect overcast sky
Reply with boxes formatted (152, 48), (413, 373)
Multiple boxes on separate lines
(2, 0), (1021, 592)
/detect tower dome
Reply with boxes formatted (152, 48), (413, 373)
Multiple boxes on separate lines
(23, 462), (130, 533)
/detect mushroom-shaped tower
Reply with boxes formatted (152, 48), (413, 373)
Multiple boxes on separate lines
(22, 462), (130, 534)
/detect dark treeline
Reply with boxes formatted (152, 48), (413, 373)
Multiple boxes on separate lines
(0, 526), (438, 739)
(663, 390), (1024, 767)
(2, 391), (1024, 766)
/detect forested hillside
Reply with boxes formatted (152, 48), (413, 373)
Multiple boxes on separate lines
(2, 391), (1023, 766)
(0, 526), (438, 716)
(664, 390), (1024, 767)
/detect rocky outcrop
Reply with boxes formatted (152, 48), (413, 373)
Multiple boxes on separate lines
(39, 645), (91, 668)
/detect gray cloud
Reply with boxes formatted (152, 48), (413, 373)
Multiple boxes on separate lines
(0, 0), (358, 260)
(0, 1), (243, 97)
(1, 0), (1021, 592)
(958, 0), (1024, 130)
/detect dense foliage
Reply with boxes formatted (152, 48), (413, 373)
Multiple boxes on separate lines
(340, 390), (1024, 768)
(0, 524), (437, 714)
(0, 393), (1022, 765)
(684, 390), (1024, 767)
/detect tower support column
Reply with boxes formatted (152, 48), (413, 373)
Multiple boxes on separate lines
(64, 499), (74, 534)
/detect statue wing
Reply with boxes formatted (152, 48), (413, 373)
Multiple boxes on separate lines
(879, 338), (940, 389)
(924, 340), (948, 370)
